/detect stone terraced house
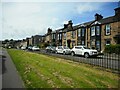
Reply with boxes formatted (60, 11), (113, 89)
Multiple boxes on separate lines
(44, 7), (120, 52)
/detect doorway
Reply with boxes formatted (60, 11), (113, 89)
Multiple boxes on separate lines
(67, 39), (71, 48)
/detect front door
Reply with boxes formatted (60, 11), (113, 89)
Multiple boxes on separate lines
(67, 40), (71, 48)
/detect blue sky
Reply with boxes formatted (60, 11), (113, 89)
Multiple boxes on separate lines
(1, 0), (119, 40)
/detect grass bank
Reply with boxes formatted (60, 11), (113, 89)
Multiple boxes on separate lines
(8, 49), (119, 88)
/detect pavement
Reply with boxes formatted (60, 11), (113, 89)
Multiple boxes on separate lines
(1, 48), (25, 89)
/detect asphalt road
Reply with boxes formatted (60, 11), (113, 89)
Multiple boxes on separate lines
(1, 49), (25, 89)
(31, 49), (120, 72)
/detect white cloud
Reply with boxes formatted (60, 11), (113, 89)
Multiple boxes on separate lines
(1, 2), (114, 40)
(76, 3), (103, 15)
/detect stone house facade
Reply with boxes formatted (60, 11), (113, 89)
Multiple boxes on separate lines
(44, 7), (120, 51)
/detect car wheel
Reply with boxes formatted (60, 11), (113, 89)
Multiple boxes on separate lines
(71, 51), (75, 56)
(84, 53), (89, 58)
(56, 51), (58, 54)
(63, 51), (66, 55)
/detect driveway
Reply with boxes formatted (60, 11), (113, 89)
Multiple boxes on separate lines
(1, 48), (25, 89)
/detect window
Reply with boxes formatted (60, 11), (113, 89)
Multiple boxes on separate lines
(59, 42), (62, 46)
(96, 40), (100, 50)
(72, 31), (76, 38)
(77, 41), (81, 45)
(81, 28), (85, 36)
(105, 39), (111, 45)
(59, 34), (62, 40)
(52, 34), (55, 39)
(96, 26), (100, 35)
(57, 34), (59, 40)
(52, 34), (54, 39)
(64, 33), (66, 40)
(105, 24), (111, 35)
(91, 39), (95, 49)
(54, 34), (56, 39)
(78, 29), (81, 37)
(91, 26), (95, 36)
(82, 40), (85, 45)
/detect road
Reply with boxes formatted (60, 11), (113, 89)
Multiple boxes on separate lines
(30, 49), (119, 72)
(1, 49), (25, 89)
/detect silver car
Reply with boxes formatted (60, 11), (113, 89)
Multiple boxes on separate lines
(56, 46), (71, 55)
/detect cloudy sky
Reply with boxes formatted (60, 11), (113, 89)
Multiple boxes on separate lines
(1, 0), (119, 40)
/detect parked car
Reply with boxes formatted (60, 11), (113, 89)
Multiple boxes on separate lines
(21, 46), (26, 50)
(28, 46), (33, 50)
(71, 46), (98, 58)
(46, 46), (56, 53)
(56, 46), (71, 55)
(32, 46), (40, 51)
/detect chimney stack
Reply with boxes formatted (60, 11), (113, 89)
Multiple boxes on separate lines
(114, 7), (120, 16)
(47, 28), (52, 34)
(64, 24), (68, 29)
(95, 13), (103, 21)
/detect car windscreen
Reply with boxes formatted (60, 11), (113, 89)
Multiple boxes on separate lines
(63, 46), (69, 49)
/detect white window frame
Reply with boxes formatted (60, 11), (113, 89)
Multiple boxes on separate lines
(72, 31), (76, 38)
(96, 26), (100, 35)
(64, 33), (66, 40)
(105, 39), (111, 45)
(105, 24), (111, 35)
(91, 26), (95, 36)
(54, 34), (56, 39)
(82, 28), (85, 36)
(96, 40), (100, 50)
(78, 29), (81, 37)
(59, 34), (62, 40)
(57, 34), (59, 40)
(82, 40), (84, 45)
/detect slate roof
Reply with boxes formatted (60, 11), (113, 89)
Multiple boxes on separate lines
(51, 13), (120, 33)
(99, 15), (120, 24)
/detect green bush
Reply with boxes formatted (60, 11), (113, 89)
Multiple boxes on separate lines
(104, 44), (120, 54)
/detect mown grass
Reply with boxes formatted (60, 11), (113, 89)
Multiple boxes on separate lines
(8, 49), (119, 88)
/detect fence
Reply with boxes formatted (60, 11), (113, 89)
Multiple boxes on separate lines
(37, 49), (120, 73)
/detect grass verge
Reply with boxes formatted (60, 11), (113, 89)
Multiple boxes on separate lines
(8, 49), (119, 88)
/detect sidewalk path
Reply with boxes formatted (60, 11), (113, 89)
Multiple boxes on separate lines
(2, 49), (25, 88)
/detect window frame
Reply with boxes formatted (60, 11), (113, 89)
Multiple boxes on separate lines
(96, 26), (100, 36)
(64, 33), (66, 40)
(81, 28), (85, 37)
(91, 26), (95, 36)
(72, 31), (76, 39)
(105, 24), (111, 35)
(78, 28), (81, 37)
(105, 39), (111, 45)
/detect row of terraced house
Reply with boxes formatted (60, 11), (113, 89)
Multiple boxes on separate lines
(43, 7), (120, 52)
(3, 7), (120, 52)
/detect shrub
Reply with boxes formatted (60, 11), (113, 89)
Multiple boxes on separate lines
(104, 44), (120, 54)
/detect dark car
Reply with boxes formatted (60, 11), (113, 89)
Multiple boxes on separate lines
(46, 46), (56, 53)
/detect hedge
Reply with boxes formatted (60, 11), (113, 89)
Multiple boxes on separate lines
(104, 44), (120, 54)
